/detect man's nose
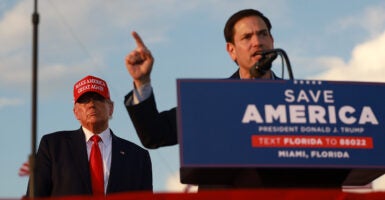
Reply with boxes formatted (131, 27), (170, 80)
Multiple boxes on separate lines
(251, 34), (263, 46)
(85, 99), (97, 106)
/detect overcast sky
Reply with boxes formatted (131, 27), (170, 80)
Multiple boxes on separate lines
(1, 0), (385, 197)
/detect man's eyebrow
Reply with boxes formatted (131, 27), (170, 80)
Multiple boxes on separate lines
(242, 28), (268, 34)
(256, 29), (268, 34)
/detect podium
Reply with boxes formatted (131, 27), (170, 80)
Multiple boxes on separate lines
(176, 79), (385, 188)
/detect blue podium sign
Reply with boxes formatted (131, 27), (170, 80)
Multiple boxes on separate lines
(177, 79), (385, 168)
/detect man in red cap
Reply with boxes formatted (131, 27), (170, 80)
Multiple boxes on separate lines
(26, 75), (152, 198)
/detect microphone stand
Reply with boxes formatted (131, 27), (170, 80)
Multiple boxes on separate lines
(29, 0), (39, 198)
(250, 48), (294, 80)
(274, 48), (294, 80)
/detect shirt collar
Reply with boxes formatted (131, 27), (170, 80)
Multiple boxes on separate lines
(82, 126), (111, 145)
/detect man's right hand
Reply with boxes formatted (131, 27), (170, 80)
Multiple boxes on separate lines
(125, 31), (154, 88)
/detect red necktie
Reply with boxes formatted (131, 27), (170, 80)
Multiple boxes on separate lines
(90, 135), (104, 195)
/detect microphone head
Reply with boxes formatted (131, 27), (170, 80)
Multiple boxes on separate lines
(250, 51), (278, 78)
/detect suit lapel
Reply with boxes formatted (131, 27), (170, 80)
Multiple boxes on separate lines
(230, 70), (241, 79)
(107, 132), (132, 193)
(68, 128), (92, 193)
(229, 69), (281, 80)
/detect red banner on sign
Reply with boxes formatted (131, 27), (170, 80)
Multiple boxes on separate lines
(251, 135), (373, 149)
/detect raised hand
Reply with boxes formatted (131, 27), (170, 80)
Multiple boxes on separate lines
(125, 31), (154, 88)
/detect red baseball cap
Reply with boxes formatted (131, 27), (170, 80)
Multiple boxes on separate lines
(73, 75), (110, 102)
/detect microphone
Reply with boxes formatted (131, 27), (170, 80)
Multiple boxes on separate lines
(250, 50), (278, 78)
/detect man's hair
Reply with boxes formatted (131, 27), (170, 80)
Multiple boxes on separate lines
(224, 9), (272, 43)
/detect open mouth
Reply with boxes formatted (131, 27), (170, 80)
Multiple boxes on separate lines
(252, 50), (265, 57)
(251, 51), (264, 62)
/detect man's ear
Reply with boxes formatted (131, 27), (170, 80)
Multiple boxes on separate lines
(73, 104), (80, 120)
(109, 101), (114, 117)
(226, 42), (237, 62)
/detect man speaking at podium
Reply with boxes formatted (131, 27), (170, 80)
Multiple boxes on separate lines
(124, 9), (279, 187)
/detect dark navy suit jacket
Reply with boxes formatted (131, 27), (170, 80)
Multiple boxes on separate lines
(27, 128), (152, 197)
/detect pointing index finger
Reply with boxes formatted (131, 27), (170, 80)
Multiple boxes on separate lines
(132, 31), (147, 49)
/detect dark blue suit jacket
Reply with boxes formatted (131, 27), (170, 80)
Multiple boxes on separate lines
(27, 128), (152, 197)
